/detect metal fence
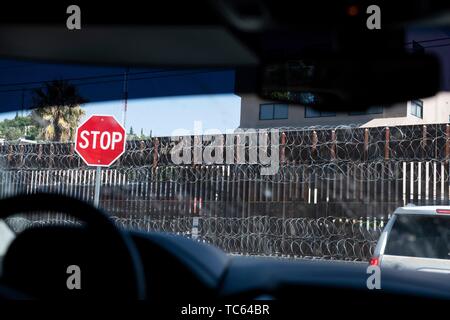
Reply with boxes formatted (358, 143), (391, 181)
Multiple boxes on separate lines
(2, 123), (450, 261)
(1, 159), (448, 218)
(5, 215), (381, 261)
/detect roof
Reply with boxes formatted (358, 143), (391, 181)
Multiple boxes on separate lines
(394, 205), (450, 215)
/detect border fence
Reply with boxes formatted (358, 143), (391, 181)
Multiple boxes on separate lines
(6, 215), (380, 261)
(2, 123), (450, 261)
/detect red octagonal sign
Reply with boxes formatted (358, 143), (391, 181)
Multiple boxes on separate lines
(75, 115), (126, 167)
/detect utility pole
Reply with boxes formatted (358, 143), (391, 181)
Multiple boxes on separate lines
(122, 67), (129, 129)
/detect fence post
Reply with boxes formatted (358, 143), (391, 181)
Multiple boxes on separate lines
(384, 127), (390, 160)
(280, 132), (286, 163)
(38, 144), (42, 161)
(19, 144), (24, 167)
(140, 140), (145, 164)
(422, 125), (427, 158)
(69, 143), (75, 162)
(364, 128), (369, 161)
(153, 138), (159, 173)
(69, 143), (74, 157)
(330, 129), (336, 160)
(49, 143), (54, 168)
(446, 124), (450, 162)
(7, 145), (13, 165)
(312, 130), (318, 160)
(446, 124), (450, 205)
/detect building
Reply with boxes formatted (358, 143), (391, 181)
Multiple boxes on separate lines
(239, 92), (450, 129)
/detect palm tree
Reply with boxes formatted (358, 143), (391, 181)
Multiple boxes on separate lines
(32, 80), (87, 142)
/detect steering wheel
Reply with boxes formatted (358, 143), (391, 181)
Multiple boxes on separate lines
(0, 193), (146, 300)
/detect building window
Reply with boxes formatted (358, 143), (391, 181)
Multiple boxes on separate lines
(259, 104), (274, 120)
(349, 105), (383, 115)
(305, 107), (336, 118)
(259, 104), (288, 120)
(411, 99), (423, 118)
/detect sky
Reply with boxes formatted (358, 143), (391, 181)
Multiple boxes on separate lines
(406, 28), (450, 91)
(81, 94), (241, 137)
(0, 60), (240, 137)
(0, 27), (449, 137)
(0, 94), (241, 137)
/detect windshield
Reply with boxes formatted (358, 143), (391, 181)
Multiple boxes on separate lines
(0, 24), (450, 303)
(0, 60), (380, 261)
(385, 215), (450, 259)
(0, 61), (447, 261)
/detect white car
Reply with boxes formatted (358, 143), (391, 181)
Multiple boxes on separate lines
(371, 205), (450, 274)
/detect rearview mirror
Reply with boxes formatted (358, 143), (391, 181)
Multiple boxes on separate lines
(260, 53), (440, 110)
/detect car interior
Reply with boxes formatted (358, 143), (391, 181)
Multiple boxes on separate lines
(0, 0), (450, 314)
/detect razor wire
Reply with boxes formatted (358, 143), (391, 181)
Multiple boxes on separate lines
(3, 123), (446, 261)
(5, 215), (382, 261)
(1, 123), (450, 184)
(0, 156), (448, 188)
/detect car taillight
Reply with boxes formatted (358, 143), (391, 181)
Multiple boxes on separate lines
(436, 209), (450, 214)
(369, 257), (379, 266)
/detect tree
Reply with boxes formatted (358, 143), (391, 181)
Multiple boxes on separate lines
(32, 80), (87, 142)
(0, 115), (39, 141)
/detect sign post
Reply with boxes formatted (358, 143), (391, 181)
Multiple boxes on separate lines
(93, 166), (102, 207)
(75, 115), (126, 207)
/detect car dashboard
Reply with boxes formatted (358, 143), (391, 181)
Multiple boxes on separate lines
(129, 231), (450, 304)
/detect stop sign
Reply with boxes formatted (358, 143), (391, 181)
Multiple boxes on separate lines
(75, 115), (126, 167)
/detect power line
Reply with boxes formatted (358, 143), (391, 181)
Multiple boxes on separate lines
(0, 69), (177, 88)
(0, 69), (231, 94)
(0, 63), (39, 71)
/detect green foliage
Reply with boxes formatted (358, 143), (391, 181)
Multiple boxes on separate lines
(0, 114), (39, 141)
(32, 80), (87, 142)
(127, 127), (152, 141)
